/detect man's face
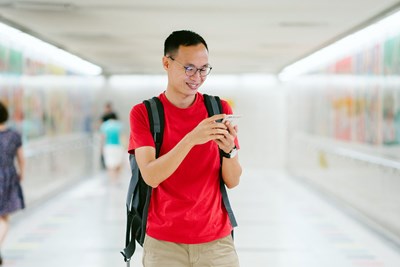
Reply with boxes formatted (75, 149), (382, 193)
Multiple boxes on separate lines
(164, 44), (209, 97)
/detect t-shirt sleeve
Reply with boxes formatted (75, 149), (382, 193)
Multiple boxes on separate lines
(221, 99), (240, 149)
(221, 100), (233, 115)
(128, 103), (155, 154)
(14, 131), (22, 148)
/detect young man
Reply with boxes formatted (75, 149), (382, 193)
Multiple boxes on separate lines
(129, 30), (242, 267)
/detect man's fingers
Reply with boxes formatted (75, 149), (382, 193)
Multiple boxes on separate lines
(208, 114), (226, 122)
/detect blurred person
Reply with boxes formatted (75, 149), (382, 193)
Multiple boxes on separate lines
(129, 30), (242, 267)
(101, 101), (118, 123)
(99, 102), (118, 169)
(0, 101), (25, 265)
(100, 113), (124, 181)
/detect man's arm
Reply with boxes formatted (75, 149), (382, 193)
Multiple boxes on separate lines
(221, 155), (241, 189)
(135, 114), (228, 188)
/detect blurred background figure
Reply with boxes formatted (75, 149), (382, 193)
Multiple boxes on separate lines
(99, 102), (118, 170)
(100, 113), (124, 181)
(0, 101), (25, 265)
(101, 102), (118, 123)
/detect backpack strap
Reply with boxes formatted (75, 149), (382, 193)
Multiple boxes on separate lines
(204, 94), (222, 119)
(144, 97), (165, 157)
(121, 97), (164, 262)
(141, 96), (165, 240)
(203, 94), (238, 228)
(121, 154), (141, 261)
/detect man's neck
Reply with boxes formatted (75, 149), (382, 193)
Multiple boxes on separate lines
(164, 90), (197, 109)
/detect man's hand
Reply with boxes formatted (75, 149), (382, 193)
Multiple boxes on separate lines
(214, 120), (237, 153)
(186, 114), (228, 146)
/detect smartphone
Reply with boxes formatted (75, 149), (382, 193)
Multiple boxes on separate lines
(222, 114), (241, 126)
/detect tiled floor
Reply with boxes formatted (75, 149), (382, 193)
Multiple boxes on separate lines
(3, 168), (400, 267)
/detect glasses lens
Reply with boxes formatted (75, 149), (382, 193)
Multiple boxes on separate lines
(185, 66), (196, 76)
(183, 65), (212, 77)
(200, 67), (212, 76)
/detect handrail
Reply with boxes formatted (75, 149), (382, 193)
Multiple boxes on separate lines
(293, 134), (400, 171)
(24, 133), (95, 158)
(325, 146), (400, 170)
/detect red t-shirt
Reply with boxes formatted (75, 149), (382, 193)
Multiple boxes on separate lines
(128, 92), (238, 244)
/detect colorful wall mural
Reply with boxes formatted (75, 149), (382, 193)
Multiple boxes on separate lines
(0, 78), (100, 143)
(0, 25), (103, 143)
(293, 30), (400, 146)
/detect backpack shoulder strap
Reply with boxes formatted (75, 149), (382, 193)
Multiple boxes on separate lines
(203, 94), (222, 118)
(143, 96), (164, 157)
(141, 96), (165, 239)
(125, 97), (163, 214)
(121, 97), (165, 262)
(203, 94), (238, 228)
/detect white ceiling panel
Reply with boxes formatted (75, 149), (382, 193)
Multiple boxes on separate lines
(0, 0), (399, 75)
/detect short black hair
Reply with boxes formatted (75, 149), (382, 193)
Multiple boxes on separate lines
(164, 30), (208, 57)
(102, 112), (118, 122)
(108, 113), (118, 120)
(0, 101), (9, 123)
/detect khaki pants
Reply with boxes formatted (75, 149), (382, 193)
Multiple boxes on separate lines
(143, 234), (240, 267)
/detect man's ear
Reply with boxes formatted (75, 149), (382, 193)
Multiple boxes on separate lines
(162, 56), (169, 71)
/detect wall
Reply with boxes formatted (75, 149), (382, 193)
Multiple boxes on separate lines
(285, 76), (400, 244)
(1, 76), (104, 206)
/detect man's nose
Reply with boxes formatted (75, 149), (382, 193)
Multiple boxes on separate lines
(190, 70), (202, 80)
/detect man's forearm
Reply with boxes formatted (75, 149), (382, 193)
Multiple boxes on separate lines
(137, 136), (194, 188)
(221, 156), (242, 188)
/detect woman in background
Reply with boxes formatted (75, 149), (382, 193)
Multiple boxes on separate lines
(0, 101), (25, 265)
(100, 113), (124, 181)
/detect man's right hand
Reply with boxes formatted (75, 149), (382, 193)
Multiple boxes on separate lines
(186, 114), (228, 146)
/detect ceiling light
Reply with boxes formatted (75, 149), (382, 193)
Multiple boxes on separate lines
(13, 1), (76, 11)
(0, 22), (101, 75)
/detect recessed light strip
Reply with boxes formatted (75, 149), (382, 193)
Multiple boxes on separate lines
(0, 22), (102, 76)
(278, 9), (400, 81)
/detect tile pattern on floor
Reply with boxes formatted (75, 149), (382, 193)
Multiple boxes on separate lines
(3, 169), (400, 267)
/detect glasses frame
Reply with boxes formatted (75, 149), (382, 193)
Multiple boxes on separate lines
(168, 56), (212, 77)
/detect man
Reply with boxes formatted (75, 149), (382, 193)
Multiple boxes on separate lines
(129, 30), (242, 267)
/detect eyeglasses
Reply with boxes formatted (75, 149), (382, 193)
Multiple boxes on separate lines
(168, 56), (212, 77)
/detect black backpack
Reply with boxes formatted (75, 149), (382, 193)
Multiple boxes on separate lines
(121, 94), (238, 263)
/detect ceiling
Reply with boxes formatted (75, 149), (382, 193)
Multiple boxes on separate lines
(0, 0), (399, 76)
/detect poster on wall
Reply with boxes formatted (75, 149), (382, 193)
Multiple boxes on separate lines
(382, 90), (396, 145)
(0, 44), (7, 71)
(364, 86), (381, 145)
(393, 87), (400, 144)
(12, 86), (23, 132)
(0, 85), (23, 134)
(23, 88), (45, 140)
(0, 85), (10, 118)
(383, 34), (400, 75)
(353, 89), (366, 143)
(332, 92), (352, 141)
